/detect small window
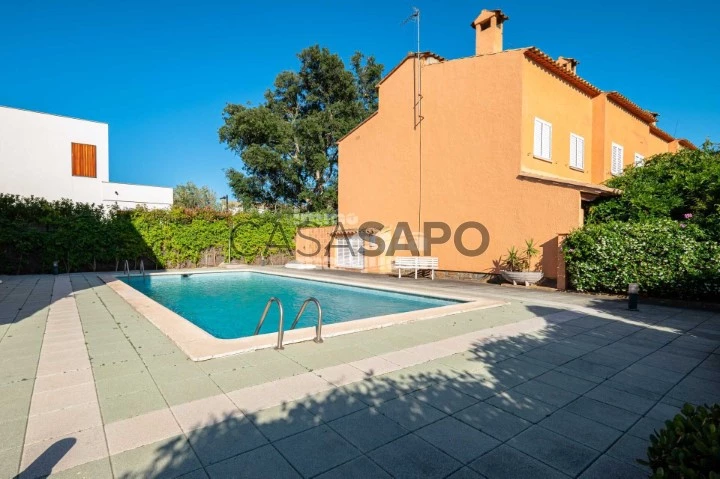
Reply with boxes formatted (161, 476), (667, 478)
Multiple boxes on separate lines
(634, 153), (645, 167)
(335, 235), (364, 269)
(533, 118), (552, 161)
(569, 133), (585, 170)
(611, 142), (624, 175)
(71, 143), (97, 178)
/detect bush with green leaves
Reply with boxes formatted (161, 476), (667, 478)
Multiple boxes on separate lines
(0, 194), (331, 274)
(641, 403), (720, 478)
(562, 219), (720, 300)
(587, 142), (720, 241)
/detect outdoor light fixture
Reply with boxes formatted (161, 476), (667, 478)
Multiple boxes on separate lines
(628, 283), (639, 311)
(220, 195), (229, 211)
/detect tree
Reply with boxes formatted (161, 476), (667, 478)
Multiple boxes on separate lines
(219, 45), (383, 212)
(173, 182), (218, 209)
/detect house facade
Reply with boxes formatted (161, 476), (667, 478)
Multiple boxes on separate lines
(0, 106), (173, 209)
(297, 9), (695, 281)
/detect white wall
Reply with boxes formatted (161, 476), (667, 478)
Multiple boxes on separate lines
(0, 106), (109, 204)
(0, 106), (173, 209)
(102, 181), (173, 210)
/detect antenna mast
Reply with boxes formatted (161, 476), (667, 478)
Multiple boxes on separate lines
(403, 7), (423, 128)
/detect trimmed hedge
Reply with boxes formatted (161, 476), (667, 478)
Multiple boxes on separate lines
(562, 219), (720, 300)
(0, 194), (330, 274)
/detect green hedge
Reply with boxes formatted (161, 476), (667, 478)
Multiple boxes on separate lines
(562, 219), (720, 300)
(0, 194), (330, 274)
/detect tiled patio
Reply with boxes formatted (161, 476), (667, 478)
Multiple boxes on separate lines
(1, 270), (719, 478)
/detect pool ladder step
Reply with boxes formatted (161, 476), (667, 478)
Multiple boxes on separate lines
(253, 297), (323, 350)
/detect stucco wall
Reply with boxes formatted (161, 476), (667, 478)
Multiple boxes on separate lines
(101, 182), (173, 210)
(0, 106), (109, 204)
(521, 58), (594, 184)
(338, 51), (583, 277)
(0, 106), (173, 208)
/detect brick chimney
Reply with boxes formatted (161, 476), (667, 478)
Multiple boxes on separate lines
(471, 9), (508, 55)
(556, 57), (579, 75)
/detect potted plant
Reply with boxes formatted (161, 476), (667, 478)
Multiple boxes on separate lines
(500, 239), (544, 286)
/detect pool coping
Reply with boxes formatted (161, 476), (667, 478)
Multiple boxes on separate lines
(99, 268), (507, 361)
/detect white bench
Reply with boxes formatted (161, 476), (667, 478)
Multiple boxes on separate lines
(393, 256), (439, 280)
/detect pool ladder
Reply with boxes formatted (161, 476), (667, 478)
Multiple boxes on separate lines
(123, 259), (146, 278)
(253, 297), (323, 350)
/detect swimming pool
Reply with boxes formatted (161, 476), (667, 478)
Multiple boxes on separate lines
(121, 272), (459, 339)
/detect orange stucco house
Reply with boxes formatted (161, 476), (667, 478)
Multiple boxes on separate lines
(297, 8), (695, 284)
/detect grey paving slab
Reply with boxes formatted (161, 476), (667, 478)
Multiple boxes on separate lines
(534, 370), (598, 394)
(273, 425), (360, 477)
(454, 402), (531, 441)
(205, 444), (301, 479)
(369, 434), (462, 479)
(606, 434), (651, 471)
(411, 383), (479, 414)
(579, 454), (650, 479)
(487, 391), (557, 423)
(563, 397), (641, 431)
(539, 410), (622, 451)
(247, 403), (321, 442)
(185, 417), (267, 467)
(584, 384), (655, 415)
(376, 395), (446, 431)
(415, 416), (499, 463)
(512, 379), (579, 407)
(328, 407), (408, 453)
(469, 445), (568, 479)
(508, 425), (599, 476)
(316, 456), (392, 479)
(446, 467), (485, 479)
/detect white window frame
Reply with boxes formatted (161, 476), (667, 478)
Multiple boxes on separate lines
(611, 142), (624, 175)
(569, 133), (585, 170)
(335, 234), (364, 269)
(533, 117), (552, 162)
(634, 153), (645, 167)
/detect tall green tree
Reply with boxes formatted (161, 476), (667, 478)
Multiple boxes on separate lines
(173, 182), (218, 209)
(219, 45), (383, 212)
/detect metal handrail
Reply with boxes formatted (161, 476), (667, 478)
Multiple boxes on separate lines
(123, 260), (130, 278)
(290, 297), (323, 343)
(140, 259), (145, 277)
(253, 297), (285, 350)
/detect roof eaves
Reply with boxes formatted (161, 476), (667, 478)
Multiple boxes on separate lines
(650, 125), (675, 142)
(523, 47), (602, 98)
(606, 91), (657, 124)
(679, 139), (698, 150)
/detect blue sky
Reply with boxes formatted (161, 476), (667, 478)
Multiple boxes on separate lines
(1, 1), (718, 198)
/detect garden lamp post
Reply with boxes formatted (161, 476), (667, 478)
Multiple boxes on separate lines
(628, 283), (639, 311)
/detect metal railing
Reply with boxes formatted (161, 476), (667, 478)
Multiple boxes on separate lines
(253, 297), (285, 350)
(123, 260), (130, 278)
(290, 297), (323, 343)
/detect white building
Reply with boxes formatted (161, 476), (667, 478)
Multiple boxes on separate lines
(0, 106), (173, 209)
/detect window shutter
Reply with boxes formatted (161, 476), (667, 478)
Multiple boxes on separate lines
(577, 136), (584, 169)
(570, 134), (584, 169)
(533, 119), (543, 158)
(336, 235), (364, 269)
(541, 123), (551, 160)
(611, 143), (624, 175)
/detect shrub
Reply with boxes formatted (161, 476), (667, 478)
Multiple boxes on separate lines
(587, 143), (720, 242)
(562, 219), (720, 300)
(0, 194), (332, 274)
(641, 403), (720, 478)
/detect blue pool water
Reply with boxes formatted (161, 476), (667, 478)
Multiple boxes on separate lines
(121, 272), (458, 339)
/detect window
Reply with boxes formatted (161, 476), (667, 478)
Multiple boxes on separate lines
(634, 153), (645, 167)
(569, 133), (585, 170)
(71, 143), (97, 178)
(533, 118), (552, 161)
(611, 142), (624, 175)
(335, 235), (364, 269)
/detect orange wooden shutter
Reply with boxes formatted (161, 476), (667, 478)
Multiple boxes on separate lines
(71, 143), (97, 177)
